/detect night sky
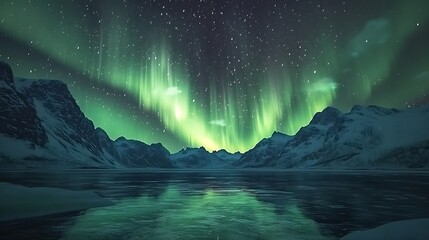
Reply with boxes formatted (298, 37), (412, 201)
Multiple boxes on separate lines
(1, 0), (428, 153)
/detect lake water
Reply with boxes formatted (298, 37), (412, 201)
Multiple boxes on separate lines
(1, 170), (429, 240)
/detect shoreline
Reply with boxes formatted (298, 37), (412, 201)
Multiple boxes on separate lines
(1, 167), (429, 174)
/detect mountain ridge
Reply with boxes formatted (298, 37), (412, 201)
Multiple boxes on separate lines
(1, 62), (428, 169)
(0, 62), (173, 168)
(235, 104), (429, 168)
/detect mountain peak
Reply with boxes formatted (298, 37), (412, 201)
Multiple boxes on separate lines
(309, 107), (342, 125)
(0, 60), (14, 88)
(367, 105), (400, 115)
(351, 105), (400, 115)
(213, 149), (229, 154)
(115, 136), (127, 142)
(150, 142), (167, 150)
(271, 131), (291, 138)
(95, 127), (108, 135)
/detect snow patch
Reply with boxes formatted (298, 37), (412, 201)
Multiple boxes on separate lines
(340, 218), (429, 240)
(0, 182), (112, 221)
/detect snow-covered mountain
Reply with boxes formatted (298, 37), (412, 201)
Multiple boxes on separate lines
(170, 147), (241, 168)
(212, 149), (242, 161)
(233, 131), (292, 167)
(0, 62), (172, 168)
(0, 62), (47, 151)
(1, 61), (428, 169)
(113, 137), (171, 168)
(235, 106), (429, 169)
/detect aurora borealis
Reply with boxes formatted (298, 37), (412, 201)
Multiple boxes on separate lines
(0, 0), (428, 153)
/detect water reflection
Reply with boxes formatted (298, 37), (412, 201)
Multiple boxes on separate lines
(1, 170), (429, 240)
(63, 185), (332, 240)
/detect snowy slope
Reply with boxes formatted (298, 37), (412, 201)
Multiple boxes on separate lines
(340, 218), (429, 240)
(0, 62), (49, 166)
(14, 78), (113, 168)
(170, 147), (241, 168)
(212, 149), (242, 161)
(236, 106), (429, 169)
(233, 131), (293, 167)
(0, 182), (112, 221)
(2, 61), (428, 169)
(114, 137), (172, 168)
(0, 62), (175, 168)
(275, 107), (348, 168)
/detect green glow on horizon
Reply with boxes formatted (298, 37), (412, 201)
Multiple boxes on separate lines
(1, 0), (429, 152)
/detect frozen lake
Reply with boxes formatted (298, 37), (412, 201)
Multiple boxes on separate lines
(1, 170), (429, 240)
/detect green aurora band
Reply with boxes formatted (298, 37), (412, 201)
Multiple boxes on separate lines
(1, 0), (429, 152)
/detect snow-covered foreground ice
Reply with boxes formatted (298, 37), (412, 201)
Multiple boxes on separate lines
(0, 182), (112, 221)
(340, 218), (429, 240)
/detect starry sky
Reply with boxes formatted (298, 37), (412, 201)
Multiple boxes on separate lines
(1, 0), (428, 153)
